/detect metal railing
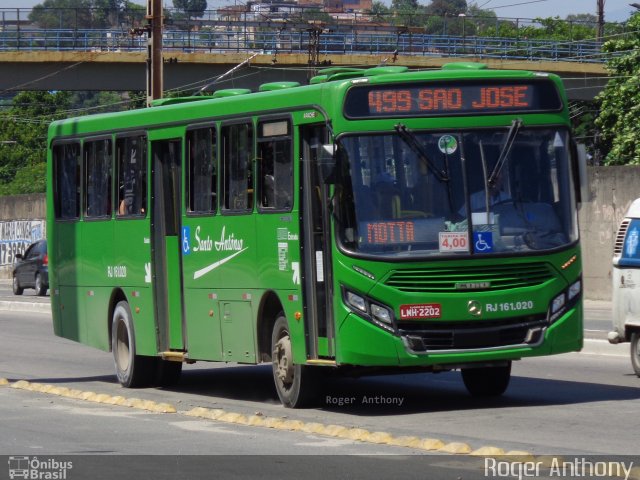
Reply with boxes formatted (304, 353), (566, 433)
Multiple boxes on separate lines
(0, 27), (604, 62)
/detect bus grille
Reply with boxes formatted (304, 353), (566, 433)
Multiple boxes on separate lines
(385, 263), (554, 293)
(399, 316), (548, 351)
(614, 219), (630, 256)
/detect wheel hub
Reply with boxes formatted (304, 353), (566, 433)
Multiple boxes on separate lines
(274, 336), (294, 385)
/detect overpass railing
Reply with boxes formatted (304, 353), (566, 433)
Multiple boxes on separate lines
(0, 28), (603, 62)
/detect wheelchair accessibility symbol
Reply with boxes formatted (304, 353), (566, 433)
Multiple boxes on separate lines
(182, 226), (191, 255)
(473, 232), (493, 253)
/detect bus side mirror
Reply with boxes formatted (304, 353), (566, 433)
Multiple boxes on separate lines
(575, 143), (588, 206)
(318, 143), (336, 183)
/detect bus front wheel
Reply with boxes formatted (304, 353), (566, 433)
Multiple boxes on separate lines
(112, 301), (155, 388)
(631, 332), (640, 377)
(271, 315), (317, 408)
(461, 362), (512, 397)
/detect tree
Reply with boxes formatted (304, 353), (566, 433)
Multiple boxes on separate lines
(0, 91), (71, 195)
(173, 0), (208, 23)
(425, 0), (467, 16)
(29, 0), (144, 29)
(29, 0), (93, 29)
(367, 1), (391, 23)
(594, 12), (640, 165)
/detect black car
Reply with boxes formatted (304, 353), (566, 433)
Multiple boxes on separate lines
(12, 239), (48, 296)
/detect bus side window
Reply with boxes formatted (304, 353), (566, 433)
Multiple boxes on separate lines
(257, 119), (292, 211)
(84, 139), (112, 218)
(221, 122), (253, 213)
(53, 142), (81, 220)
(187, 127), (216, 214)
(116, 135), (147, 217)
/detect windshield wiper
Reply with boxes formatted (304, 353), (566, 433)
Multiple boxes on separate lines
(394, 123), (449, 182)
(487, 118), (522, 187)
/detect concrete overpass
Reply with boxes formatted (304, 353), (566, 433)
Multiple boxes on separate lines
(0, 50), (608, 100)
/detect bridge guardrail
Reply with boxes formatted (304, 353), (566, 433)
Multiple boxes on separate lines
(0, 28), (604, 62)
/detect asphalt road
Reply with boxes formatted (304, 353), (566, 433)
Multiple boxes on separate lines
(0, 307), (638, 462)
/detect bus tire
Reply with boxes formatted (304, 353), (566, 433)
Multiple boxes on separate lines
(156, 359), (182, 387)
(461, 362), (511, 397)
(271, 314), (317, 408)
(631, 332), (640, 377)
(112, 301), (155, 388)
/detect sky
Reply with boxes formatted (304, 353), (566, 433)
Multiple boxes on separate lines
(2, 0), (637, 23)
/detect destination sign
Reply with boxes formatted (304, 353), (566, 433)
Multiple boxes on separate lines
(344, 80), (562, 118)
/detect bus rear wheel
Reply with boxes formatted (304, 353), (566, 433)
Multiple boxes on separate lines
(112, 301), (155, 388)
(461, 362), (512, 397)
(271, 314), (317, 408)
(631, 332), (640, 377)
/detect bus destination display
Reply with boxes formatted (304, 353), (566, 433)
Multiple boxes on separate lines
(344, 80), (562, 118)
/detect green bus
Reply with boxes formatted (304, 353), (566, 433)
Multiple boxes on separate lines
(47, 63), (586, 407)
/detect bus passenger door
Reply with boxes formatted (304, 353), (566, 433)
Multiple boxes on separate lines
(300, 125), (334, 359)
(151, 139), (185, 353)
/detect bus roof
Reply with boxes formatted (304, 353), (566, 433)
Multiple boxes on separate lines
(48, 63), (565, 140)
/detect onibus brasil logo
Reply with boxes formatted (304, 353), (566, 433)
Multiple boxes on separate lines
(8, 456), (73, 479)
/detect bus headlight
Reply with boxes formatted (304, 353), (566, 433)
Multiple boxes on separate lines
(371, 303), (392, 325)
(568, 279), (581, 301)
(549, 278), (581, 324)
(551, 293), (566, 314)
(342, 287), (394, 331)
(346, 291), (367, 313)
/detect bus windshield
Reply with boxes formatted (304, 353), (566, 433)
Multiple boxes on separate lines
(336, 126), (578, 257)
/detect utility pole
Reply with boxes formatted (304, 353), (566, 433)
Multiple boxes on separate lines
(597, 0), (605, 43)
(130, 0), (163, 106)
(147, 0), (163, 106)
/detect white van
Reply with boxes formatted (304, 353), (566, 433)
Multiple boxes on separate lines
(610, 198), (640, 376)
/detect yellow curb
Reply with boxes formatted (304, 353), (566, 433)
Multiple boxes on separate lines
(124, 397), (144, 408)
(11, 380), (30, 389)
(94, 393), (112, 403)
(418, 438), (446, 451)
(246, 415), (266, 427)
(301, 422), (325, 434)
(365, 431), (394, 444)
(280, 419), (304, 431)
(104, 395), (126, 405)
(262, 417), (285, 429)
(203, 409), (225, 420)
(387, 436), (421, 448)
(323, 424), (349, 437)
(339, 428), (371, 441)
(152, 402), (177, 413)
(80, 391), (96, 400)
(439, 442), (472, 454)
(40, 385), (55, 393)
(29, 383), (44, 392)
(68, 389), (84, 398)
(219, 412), (245, 423)
(0, 378), (9, 385)
(185, 407), (208, 417)
(471, 446), (507, 456)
